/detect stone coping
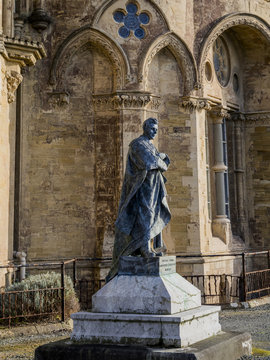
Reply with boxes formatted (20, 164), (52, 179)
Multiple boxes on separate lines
(72, 305), (221, 323)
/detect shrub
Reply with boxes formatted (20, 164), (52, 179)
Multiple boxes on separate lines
(0, 272), (80, 320)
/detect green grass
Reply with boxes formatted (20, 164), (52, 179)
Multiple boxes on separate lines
(252, 347), (270, 356)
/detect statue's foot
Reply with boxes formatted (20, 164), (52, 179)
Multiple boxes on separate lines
(140, 244), (156, 258)
(154, 246), (167, 257)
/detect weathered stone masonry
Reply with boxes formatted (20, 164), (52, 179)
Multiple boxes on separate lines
(0, 0), (270, 284)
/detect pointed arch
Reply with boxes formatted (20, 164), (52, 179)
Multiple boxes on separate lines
(49, 26), (130, 89)
(139, 32), (198, 95)
(199, 13), (270, 84)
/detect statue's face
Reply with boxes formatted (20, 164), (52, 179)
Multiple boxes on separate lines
(144, 123), (158, 140)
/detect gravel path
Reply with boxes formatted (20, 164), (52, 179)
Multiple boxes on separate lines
(0, 305), (270, 359)
(220, 304), (270, 350)
(220, 304), (270, 359)
(0, 330), (70, 360)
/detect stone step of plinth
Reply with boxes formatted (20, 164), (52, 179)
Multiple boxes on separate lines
(35, 331), (252, 360)
(71, 305), (221, 347)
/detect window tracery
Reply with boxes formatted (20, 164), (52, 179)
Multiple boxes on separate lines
(113, 3), (150, 39)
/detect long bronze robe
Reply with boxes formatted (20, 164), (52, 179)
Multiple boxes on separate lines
(106, 135), (171, 281)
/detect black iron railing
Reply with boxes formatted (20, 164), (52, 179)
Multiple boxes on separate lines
(0, 251), (269, 325)
(0, 258), (77, 326)
(0, 288), (61, 327)
(183, 274), (240, 304)
(241, 251), (270, 301)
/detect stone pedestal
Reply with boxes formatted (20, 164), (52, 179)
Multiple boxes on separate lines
(35, 256), (252, 359)
(71, 306), (221, 347)
(92, 256), (201, 315)
(71, 256), (221, 347)
(35, 331), (252, 360)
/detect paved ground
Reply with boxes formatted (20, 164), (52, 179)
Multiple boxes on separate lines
(0, 304), (270, 359)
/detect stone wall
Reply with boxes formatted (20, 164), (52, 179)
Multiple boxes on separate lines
(0, 1), (46, 286)
(19, 42), (121, 260)
(246, 121), (270, 249)
(1, 0), (270, 283)
(17, 0), (270, 265)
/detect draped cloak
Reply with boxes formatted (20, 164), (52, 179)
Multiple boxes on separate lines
(106, 135), (171, 282)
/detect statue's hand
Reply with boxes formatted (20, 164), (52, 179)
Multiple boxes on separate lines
(160, 153), (170, 164)
(164, 155), (170, 166)
(159, 153), (167, 160)
(157, 157), (168, 172)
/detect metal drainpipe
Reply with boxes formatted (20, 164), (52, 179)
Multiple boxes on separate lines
(13, 251), (26, 281)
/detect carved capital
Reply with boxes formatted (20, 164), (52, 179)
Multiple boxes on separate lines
(92, 94), (114, 111)
(48, 91), (70, 107)
(230, 112), (246, 122)
(209, 106), (231, 121)
(180, 96), (212, 111)
(2, 37), (46, 67)
(113, 93), (152, 109)
(244, 111), (270, 125)
(93, 92), (161, 111)
(149, 95), (161, 111)
(6, 70), (23, 103)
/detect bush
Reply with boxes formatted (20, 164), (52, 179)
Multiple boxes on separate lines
(0, 272), (80, 319)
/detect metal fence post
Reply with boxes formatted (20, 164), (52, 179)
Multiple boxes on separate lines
(268, 250), (270, 270)
(61, 262), (65, 322)
(73, 259), (77, 287)
(242, 252), (247, 302)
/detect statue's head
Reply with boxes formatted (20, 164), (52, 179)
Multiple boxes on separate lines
(143, 118), (158, 140)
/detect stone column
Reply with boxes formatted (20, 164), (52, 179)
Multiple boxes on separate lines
(210, 108), (231, 243)
(0, 0), (3, 33)
(3, 0), (14, 37)
(180, 96), (214, 255)
(212, 116), (227, 218)
(232, 112), (246, 234)
(18, 0), (31, 14)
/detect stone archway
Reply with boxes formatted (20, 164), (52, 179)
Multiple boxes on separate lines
(139, 32), (198, 95)
(198, 13), (270, 252)
(198, 13), (270, 87)
(49, 26), (130, 90)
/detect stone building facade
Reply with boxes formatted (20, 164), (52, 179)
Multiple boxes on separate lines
(1, 0), (270, 285)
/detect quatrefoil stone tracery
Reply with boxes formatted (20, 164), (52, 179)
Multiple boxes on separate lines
(113, 3), (150, 39)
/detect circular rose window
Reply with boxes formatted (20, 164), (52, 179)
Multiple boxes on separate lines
(213, 37), (230, 87)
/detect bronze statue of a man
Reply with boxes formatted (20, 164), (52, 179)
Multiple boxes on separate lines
(106, 118), (171, 281)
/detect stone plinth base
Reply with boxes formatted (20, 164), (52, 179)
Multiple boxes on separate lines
(71, 306), (221, 347)
(35, 331), (252, 360)
(92, 256), (201, 315)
